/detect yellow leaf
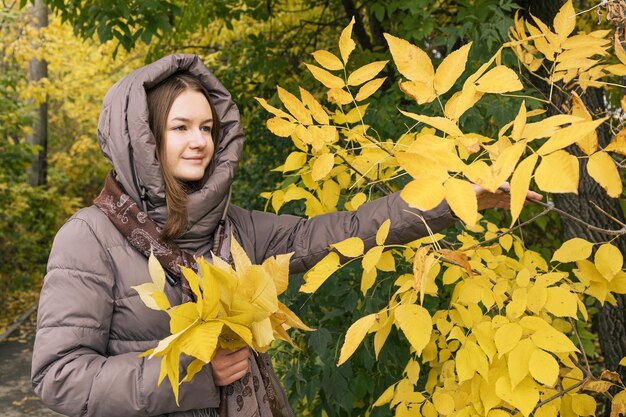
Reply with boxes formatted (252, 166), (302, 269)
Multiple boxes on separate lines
(534, 151), (579, 193)
(528, 349), (559, 386)
(331, 236), (364, 257)
(319, 179), (340, 212)
(531, 328), (579, 353)
(347, 60), (388, 86)
(148, 251), (166, 291)
(312, 50), (344, 71)
(432, 391), (455, 415)
(495, 322), (523, 356)
(363, 246), (384, 272)
(276, 301), (313, 331)
(475, 66), (523, 93)
(404, 359), (420, 385)
(552, 237), (594, 263)
(394, 303), (432, 355)
(376, 219), (391, 246)
(605, 128), (626, 156)
(401, 179), (445, 211)
(527, 285), (548, 313)
(510, 154), (538, 226)
(348, 192), (367, 210)
(444, 178), (477, 225)
(181, 266), (203, 307)
(344, 104), (369, 123)
(491, 141), (527, 188)
(262, 253), (292, 295)
(374, 312), (393, 359)
(616, 33), (626, 66)
(587, 151), (622, 198)
(455, 346), (476, 382)
(611, 390), (626, 417)
(277, 86), (312, 125)
(300, 252), (341, 293)
(508, 338), (537, 389)
(553, 0), (576, 42)
(373, 383), (395, 407)
(544, 286), (579, 318)
(360, 267), (377, 295)
(282, 151), (307, 172)
(495, 375), (539, 417)
(306, 64), (345, 89)
(299, 87), (329, 125)
(571, 393), (596, 416)
(337, 313), (377, 365)
(434, 42), (472, 95)
(399, 110), (463, 137)
(339, 17), (356, 64)
(596, 243), (623, 279)
(537, 118), (605, 156)
(176, 321), (223, 363)
(521, 114), (583, 140)
(399, 80), (436, 104)
(267, 117), (297, 139)
(571, 93), (598, 155)
(444, 84), (483, 120)
(311, 153), (334, 181)
(510, 101), (527, 141)
(384, 33), (434, 83)
(413, 247), (436, 305)
(327, 88), (352, 105)
(355, 77), (386, 101)
(255, 97), (295, 121)
(182, 358), (205, 383)
(132, 283), (170, 311)
(230, 235), (252, 275)
(605, 64), (626, 76)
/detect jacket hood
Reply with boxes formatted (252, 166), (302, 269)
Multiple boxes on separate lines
(97, 54), (244, 252)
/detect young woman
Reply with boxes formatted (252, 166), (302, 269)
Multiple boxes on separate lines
(31, 54), (534, 417)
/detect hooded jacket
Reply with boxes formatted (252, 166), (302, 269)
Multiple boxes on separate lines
(31, 54), (457, 417)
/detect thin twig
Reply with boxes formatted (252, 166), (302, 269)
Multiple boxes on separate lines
(333, 150), (394, 195)
(530, 378), (588, 416)
(530, 198), (626, 236)
(568, 318), (592, 374)
(589, 201), (626, 228)
(468, 207), (552, 250)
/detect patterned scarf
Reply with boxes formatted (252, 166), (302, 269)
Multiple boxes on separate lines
(94, 171), (293, 417)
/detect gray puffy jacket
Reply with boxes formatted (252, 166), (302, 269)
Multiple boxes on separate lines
(31, 54), (457, 416)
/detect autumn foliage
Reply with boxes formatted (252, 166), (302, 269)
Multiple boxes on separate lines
(259, 2), (626, 416)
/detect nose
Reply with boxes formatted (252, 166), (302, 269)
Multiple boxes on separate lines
(189, 128), (207, 149)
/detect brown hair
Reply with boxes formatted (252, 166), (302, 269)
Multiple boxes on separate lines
(147, 71), (221, 241)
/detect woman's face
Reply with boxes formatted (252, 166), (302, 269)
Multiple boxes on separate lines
(164, 90), (215, 181)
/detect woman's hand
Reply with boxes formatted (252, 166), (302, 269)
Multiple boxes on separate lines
(211, 347), (250, 386)
(473, 182), (542, 211)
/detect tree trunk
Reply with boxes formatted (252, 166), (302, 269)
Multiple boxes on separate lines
(517, 0), (626, 382)
(27, 0), (48, 187)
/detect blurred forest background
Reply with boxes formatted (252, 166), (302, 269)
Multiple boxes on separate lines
(1, 1), (625, 416)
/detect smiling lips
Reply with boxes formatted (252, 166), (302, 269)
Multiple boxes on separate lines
(183, 156), (205, 163)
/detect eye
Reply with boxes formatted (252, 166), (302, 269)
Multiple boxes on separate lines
(200, 126), (212, 133)
(171, 125), (187, 131)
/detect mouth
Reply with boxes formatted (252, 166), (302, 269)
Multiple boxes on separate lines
(183, 156), (205, 163)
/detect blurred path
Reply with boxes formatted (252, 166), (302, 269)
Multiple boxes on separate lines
(0, 312), (62, 416)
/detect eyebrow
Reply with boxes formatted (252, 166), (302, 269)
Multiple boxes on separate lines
(169, 117), (213, 124)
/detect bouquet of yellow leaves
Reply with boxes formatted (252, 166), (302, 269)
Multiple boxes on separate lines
(132, 237), (312, 404)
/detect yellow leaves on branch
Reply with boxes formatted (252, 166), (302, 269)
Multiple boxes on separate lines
(255, 15), (626, 417)
(133, 244), (311, 404)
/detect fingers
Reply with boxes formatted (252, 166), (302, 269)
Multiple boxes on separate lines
(211, 347), (250, 386)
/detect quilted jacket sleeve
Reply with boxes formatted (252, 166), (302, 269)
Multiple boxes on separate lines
(31, 216), (219, 417)
(229, 191), (457, 273)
